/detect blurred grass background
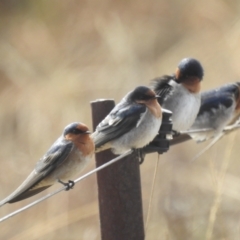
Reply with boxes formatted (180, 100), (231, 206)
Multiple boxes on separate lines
(1, 0), (240, 239)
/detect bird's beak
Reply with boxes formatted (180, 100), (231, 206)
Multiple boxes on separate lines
(84, 131), (91, 134)
(155, 95), (161, 99)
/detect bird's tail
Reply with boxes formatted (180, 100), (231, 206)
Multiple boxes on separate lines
(94, 143), (111, 153)
(0, 171), (51, 206)
(191, 132), (224, 162)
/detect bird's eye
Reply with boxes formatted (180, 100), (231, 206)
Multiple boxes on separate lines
(144, 94), (154, 100)
(72, 128), (81, 134)
(74, 128), (86, 134)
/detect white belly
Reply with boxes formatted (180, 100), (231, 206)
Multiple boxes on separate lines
(163, 85), (201, 131)
(110, 109), (161, 154)
(38, 149), (91, 187)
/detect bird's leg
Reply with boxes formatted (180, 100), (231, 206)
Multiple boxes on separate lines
(134, 148), (145, 164)
(58, 179), (75, 191)
(224, 122), (240, 131)
(172, 130), (181, 137)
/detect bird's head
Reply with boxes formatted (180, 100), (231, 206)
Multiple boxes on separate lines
(63, 122), (91, 141)
(175, 58), (204, 83)
(129, 86), (159, 104)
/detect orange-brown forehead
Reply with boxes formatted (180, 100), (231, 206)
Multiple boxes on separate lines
(175, 67), (181, 80)
(146, 89), (156, 97)
(76, 123), (89, 132)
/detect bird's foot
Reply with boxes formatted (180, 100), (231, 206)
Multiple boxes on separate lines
(58, 179), (75, 191)
(172, 130), (180, 137)
(133, 149), (145, 164)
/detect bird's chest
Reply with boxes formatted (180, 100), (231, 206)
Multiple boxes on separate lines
(67, 149), (90, 173)
(49, 149), (89, 182)
(164, 88), (201, 131)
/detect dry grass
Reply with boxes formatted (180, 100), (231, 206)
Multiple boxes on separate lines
(0, 0), (240, 239)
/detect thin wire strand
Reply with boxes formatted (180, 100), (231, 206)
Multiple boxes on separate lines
(0, 149), (133, 223)
(179, 123), (240, 135)
(180, 128), (213, 134)
(145, 154), (160, 231)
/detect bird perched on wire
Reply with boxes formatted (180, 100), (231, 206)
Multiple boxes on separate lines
(0, 122), (94, 206)
(169, 82), (240, 161)
(151, 58), (204, 132)
(189, 81), (240, 142)
(91, 86), (162, 154)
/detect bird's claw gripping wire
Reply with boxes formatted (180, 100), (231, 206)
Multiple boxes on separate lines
(58, 179), (75, 191)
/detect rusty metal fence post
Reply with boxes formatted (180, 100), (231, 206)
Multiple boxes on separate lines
(91, 99), (145, 240)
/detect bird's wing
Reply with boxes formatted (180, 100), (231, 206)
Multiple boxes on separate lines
(35, 139), (74, 174)
(92, 103), (147, 148)
(151, 75), (175, 105)
(198, 83), (239, 116)
(198, 92), (234, 116)
(0, 140), (74, 205)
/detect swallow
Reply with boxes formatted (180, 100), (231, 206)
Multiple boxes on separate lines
(0, 122), (94, 206)
(169, 82), (240, 161)
(91, 86), (162, 154)
(151, 58), (204, 132)
(189, 82), (240, 142)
